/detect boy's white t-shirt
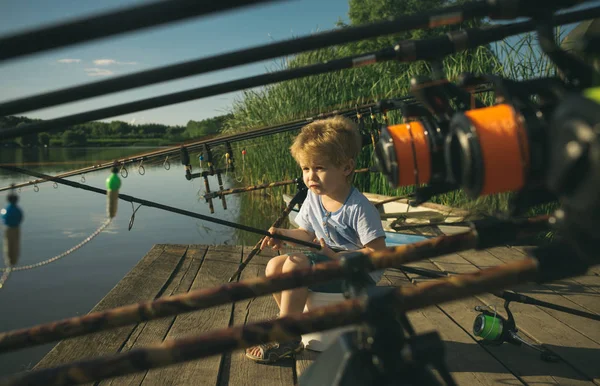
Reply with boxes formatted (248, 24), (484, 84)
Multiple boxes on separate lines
(295, 187), (386, 283)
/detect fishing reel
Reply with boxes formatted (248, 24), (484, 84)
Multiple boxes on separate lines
(443, 73), (567, 214)
(374, 75), (478, 204)
(472, 295), (559, 362)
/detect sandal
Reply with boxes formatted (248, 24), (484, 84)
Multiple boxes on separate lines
(245, 339), (304, 363)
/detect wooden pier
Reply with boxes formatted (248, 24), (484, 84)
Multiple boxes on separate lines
(33, 242), (600, 385)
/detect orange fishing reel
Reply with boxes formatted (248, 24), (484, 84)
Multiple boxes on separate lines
(443, 74), (568, 209)
(374, 76), (478, 201)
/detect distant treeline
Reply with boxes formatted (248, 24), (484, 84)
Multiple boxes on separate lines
(0, 113), (232, 147)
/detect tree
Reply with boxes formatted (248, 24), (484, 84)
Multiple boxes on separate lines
(39, 133), (50, 147)
(15, 122), (38, 147)
(344, 0), (489, 57)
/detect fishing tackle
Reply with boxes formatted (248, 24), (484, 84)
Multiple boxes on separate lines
(368, 107), (379, 146)
(473, 296), (559, 362)
(216, 172), (227, 210)
(163, 156), (170, 170)
(203, 175), (215, 214)
(235, 147), (247, 183)
(137, 159), (145, 175)
(444, 71), (565, 199)
(198, 153), (204, 169)
(203, 143), (214, 173)
(374, 75), (474, 204)
(120, 162), (128, 178)
(1, 187), (23, 267)
(180, 146), (192, 180)
(106, 163), (121, 218)
(300, 287), (455, 386)
(225, 142), (235, 172)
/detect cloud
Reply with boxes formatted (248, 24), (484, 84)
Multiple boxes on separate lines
(57, 58), (81, 63)
(85, 68), (114, 77)
(93, 59), (137, 66)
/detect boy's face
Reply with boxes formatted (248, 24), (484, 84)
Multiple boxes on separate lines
(298, 154), (353, 197)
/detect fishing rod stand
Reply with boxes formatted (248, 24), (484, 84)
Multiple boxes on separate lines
(338, 252), (415, 337)
(299, 286), (455, 386)
(473, 296), (560, 362)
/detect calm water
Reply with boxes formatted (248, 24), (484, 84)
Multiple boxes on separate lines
(0, 147), (268, 375)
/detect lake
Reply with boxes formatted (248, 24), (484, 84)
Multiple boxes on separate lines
(0, 147), (277, 376)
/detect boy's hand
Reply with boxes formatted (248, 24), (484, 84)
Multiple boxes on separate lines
(313, 238), (338, 260)
(261, 227), (284, 250)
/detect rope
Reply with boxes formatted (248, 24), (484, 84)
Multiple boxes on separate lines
(0, 218), (112, 273)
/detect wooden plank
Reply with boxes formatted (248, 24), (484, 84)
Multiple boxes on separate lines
(140, 245), (241, 386)
(295, 349), (318, 379)
(101, 246), (208, 386)
(431, 252), (600, 384)
(400, 263), (594, 386)
(486, 247), (600, 315)
(383, 274), (524, 386)
(34, 244), (188, 369)
(225, 252), (294, 386)
(463, 249), (600, 345)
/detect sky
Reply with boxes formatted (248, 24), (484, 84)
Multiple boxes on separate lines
(0, 0), (351, 127)
(0, 0), (596, 127)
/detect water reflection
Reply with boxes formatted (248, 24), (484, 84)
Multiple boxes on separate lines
(0, 147), (272, 376)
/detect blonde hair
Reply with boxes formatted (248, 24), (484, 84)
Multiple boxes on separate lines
(290, 115), (362, 168)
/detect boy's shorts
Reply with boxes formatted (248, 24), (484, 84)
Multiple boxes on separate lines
(304, 252), (375, 294)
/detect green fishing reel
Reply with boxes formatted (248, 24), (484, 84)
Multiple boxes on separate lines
(473, 309), (505, 343)
(472, 300), (559, 362)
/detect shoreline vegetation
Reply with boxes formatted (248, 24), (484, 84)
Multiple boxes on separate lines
(0, 114), (231, 148)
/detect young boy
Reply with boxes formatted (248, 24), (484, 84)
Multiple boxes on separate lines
(245, 115), (387, 363)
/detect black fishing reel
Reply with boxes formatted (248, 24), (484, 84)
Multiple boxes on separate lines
(472, 295), (559, 362)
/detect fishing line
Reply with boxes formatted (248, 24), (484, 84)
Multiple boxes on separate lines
(0, 218), (112, 274)
(0, 166), (329, 251)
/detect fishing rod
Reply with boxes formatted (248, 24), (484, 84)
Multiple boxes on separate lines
(0, 0), (590, 116)
(0, 98), (401, 193)
(392, 264), (600, 360)
(0, 240), (592, 386)
(0, 0), (282, 63)
(228, 180), (308, 283)
(201, 168), (371, 201)
(0, 165), (328, 252)
(2, 4), (596, 141)
(472, 289), (600, 362)
(0, 214), (549, 353)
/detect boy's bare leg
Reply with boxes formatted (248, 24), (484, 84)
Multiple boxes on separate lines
(279, 254), (310, 316)
(248, 253), (307, 358)
(265, 254), (290, 309)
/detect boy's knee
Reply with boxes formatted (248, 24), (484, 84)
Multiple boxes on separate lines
(282, 253), (310, 272)
(265, 255), (286, 277)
